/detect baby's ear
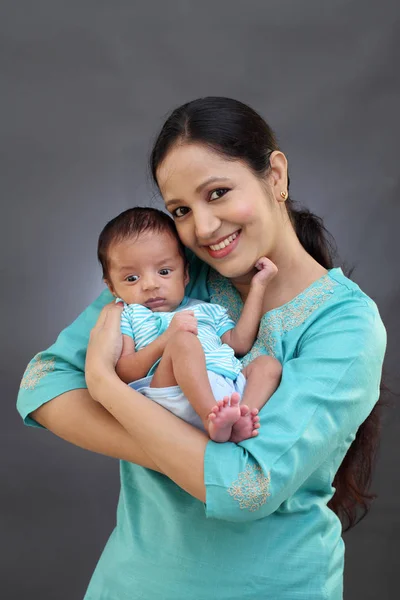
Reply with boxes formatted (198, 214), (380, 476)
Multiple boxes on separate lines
(184, 264), (190, 286)
(104, 278), (116, 296)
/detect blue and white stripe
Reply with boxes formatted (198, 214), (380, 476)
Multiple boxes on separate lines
(118, 296), (243, 380)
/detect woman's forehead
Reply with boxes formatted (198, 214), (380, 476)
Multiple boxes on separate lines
(157, 143), (246, 199)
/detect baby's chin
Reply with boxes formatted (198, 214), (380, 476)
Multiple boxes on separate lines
(150, 300), (183, 312)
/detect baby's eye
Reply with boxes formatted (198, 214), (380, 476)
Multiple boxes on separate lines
(173, 206), (190, 218)
(209, 188), (229, 201)
(125, 275), (139, 283)
(159, 269), (172, 276)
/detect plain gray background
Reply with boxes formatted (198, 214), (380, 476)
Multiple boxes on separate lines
(2, 1), (399, 598)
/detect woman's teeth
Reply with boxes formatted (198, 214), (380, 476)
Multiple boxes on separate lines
(209, 232), (238, 251)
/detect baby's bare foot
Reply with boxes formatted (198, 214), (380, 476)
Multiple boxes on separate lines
(208, 393), (241, 443)
(229, 405), (260, 443)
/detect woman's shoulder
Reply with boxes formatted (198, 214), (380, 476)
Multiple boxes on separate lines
(242, 267), (386, 365)
(23, 289), (114, 382)
(287, 268), (387, 361)
(319, 267), (384, 325)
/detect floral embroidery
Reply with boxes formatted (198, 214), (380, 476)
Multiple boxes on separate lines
(208, 269), (338, 363)
(241, 319), (276, 366)
(208, 269), (242, 324)
(228, 465), (271, 511)
(20, 354), (55, 390)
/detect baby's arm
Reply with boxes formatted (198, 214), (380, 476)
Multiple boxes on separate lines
(116, 334), (168, 384)
(222, 257), (277, 356)
(116, 311), (198, 384)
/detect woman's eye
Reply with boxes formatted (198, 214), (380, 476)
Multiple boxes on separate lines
(209, 188), (229, 201)
(125, 275), (139, 283)
(159, 269), (172, 276)
(173, 206), (190, 218)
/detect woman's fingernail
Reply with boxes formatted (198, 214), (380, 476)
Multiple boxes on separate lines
(116, 301), (124, 306)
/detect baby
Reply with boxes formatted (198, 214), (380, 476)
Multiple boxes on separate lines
(97, 207), (282, 443)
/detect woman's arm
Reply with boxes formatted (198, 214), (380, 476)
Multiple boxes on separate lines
(90, 374), (208, 501)
(31, 388), (162, 471)
(86, 299), (386, 520)
(86, 302), (208, 500)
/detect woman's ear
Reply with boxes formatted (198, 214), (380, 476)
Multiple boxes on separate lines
(268, 151), (288, 201)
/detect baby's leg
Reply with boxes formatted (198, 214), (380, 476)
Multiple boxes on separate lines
(230, 355), (282, 443)
(150, 331), (240, 442)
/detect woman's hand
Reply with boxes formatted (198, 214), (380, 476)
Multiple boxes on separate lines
(85, 301), (124, 401)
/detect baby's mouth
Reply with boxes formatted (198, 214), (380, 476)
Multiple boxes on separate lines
(144, 297), (165, 309)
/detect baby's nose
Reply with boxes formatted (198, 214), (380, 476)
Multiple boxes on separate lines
(143, 276), (159, 290)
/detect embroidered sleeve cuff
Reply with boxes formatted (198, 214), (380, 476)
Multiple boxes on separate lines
(17, 354), (87, 429)
(204, 440), (271, 522)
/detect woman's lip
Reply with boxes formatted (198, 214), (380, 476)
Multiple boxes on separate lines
(203, 230), (241, 247)
(205, 231), (241, 259)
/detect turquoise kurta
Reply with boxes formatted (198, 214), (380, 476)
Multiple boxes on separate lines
(17, 255), (386, 600)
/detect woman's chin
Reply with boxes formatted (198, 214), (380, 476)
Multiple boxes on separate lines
(195, 246), (257, 281)
(209, 259), (256, 282)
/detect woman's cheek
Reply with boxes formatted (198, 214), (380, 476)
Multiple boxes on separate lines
(175, 222), (192, 248)
(233, 204), (257, 223)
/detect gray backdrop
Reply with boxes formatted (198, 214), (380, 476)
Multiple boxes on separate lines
(1, 1), (399, 598)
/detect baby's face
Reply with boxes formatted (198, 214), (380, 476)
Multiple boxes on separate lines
(106, 230), (188, 312)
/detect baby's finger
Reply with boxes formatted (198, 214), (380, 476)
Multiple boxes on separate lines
(255, 257), (267, 270)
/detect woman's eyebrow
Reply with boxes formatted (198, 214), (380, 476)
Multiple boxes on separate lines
(195, 176), (232, 194)
(165, 177), (232, 208)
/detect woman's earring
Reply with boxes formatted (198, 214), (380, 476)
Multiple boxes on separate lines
(280, 191), (288, 201)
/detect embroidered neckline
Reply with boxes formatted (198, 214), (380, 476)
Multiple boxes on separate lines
(208, 268), (340, 360)
(209, 268), (340, 321)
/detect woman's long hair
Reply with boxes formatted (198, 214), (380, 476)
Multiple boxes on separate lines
(150, 96), (386, 531)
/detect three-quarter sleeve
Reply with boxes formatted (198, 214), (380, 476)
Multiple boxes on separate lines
(204, 299), (386, 522)
(17, 289), (112, 428)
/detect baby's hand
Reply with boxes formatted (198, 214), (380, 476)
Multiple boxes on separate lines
(251, 257), (278, 287)
(166, 311), (198, 338)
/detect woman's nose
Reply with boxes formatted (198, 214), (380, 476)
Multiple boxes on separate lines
(193, 208), (221, 242)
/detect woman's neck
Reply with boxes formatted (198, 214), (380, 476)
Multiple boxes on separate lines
(231, 239), (328, 311)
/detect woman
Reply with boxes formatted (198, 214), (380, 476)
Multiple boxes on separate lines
(17, 97), (386, 599)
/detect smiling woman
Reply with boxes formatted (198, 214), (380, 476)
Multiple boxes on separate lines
(159, 144), (288, 280)
(17, 97), (386, 600)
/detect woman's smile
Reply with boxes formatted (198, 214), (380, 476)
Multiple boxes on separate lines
(204, 229), (241, 259)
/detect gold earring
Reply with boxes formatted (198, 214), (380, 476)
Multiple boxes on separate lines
(280, 191), (288, 201)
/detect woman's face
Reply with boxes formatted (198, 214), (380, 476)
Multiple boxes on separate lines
(157, 143), (286, 281)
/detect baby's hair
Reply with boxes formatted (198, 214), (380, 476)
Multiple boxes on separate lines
(97, 206), (187, 280)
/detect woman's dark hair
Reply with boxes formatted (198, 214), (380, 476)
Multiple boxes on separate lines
(97, 207), (187, 281)
(150, 96), (385, 531)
